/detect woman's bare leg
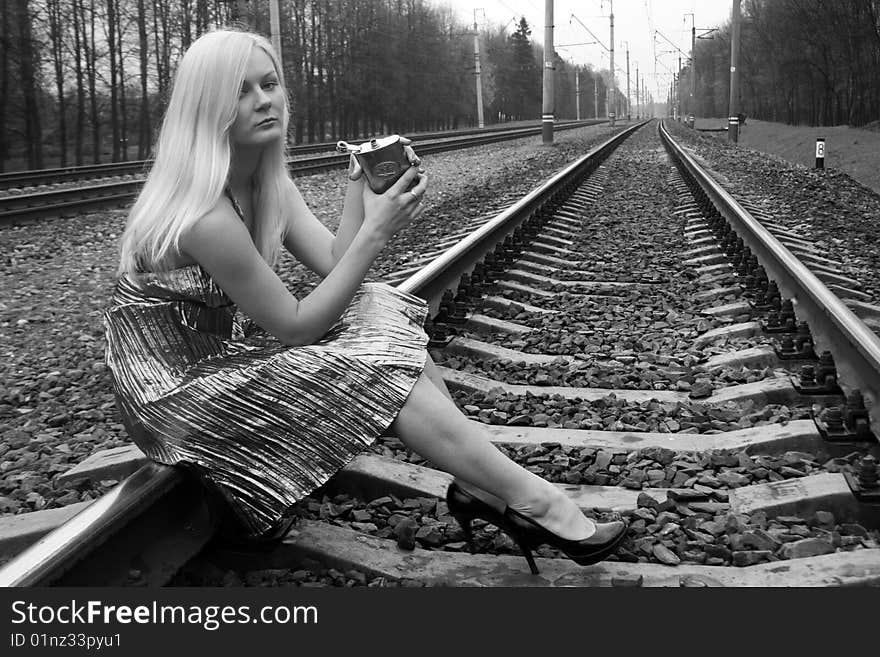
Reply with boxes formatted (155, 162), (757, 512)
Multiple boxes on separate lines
(389, 372), (594, 540)
(420, 353), (507, 509)
(422, 352), (453, 401)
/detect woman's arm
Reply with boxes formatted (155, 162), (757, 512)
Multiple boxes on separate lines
(183, 167), (427, 346)
(284, 144), (421, 277)
(281, 169), (367, 277)
(280, 180), (339, 278)
(329, 156), (368, 264)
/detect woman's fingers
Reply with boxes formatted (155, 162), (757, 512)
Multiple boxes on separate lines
(408, 172), (428, 199)
(400, 137), (420, 167)
(396, 173), (427, 209)
(389, 165), (421, 195)
(404, 145), (420, 167)
(348, 154), (364, 181)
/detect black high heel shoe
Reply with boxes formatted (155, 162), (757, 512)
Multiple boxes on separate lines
(445, 482), (507, 550)
(503, 508), (628, 575)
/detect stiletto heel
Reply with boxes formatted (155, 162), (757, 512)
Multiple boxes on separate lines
(452, 513), (475, 550)
(508, 532), (540, 575)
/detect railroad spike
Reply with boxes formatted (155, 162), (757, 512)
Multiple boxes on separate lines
(845, 454), (880, 502)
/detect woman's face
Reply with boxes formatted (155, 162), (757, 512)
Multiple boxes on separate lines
(229, 47), (285, 149)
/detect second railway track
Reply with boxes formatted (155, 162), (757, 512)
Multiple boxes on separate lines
(2, 119), (879, 587)
(0, 120), (603, 224)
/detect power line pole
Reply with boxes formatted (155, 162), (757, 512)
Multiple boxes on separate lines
(728, 0), (742, 142)
(594, 77), (598, 118)
(609, 0), (615, 126)
(691, 18), (696, 119)
(635, 65), (639, 119)
(473, 10), (485, 128)
(677, 56), (682, 120)
(625, 44), (630, 121)
(636, 64), (644, 119)
(542, 0), (554, 143)
(575, 69), (580, 120)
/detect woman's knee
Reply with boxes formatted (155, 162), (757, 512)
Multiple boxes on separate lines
(395, 372), (461, 430)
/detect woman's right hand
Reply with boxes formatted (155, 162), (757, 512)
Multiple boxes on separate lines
(360, 165), (428, 243)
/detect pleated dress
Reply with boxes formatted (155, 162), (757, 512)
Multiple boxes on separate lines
(103, 225), (428, 538)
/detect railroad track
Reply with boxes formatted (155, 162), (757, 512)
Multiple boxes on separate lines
(0, 120), (603, 224)
(0, 120), (594, 190)
(2, 119), (879, 587)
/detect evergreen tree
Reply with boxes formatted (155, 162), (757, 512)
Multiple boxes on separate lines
(509, 17), (541, 119)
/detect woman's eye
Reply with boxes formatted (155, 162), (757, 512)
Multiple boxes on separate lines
(264, 81), (278, 90)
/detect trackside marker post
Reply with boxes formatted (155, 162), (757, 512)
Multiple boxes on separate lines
(815, 138), (826, 169)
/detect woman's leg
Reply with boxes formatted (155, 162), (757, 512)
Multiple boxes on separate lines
(422, 352), (453, 401)
(389, 372), (594, 540)
(419, 353), (506, 509)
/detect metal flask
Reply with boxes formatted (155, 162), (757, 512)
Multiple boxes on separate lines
(336, 135), (412, 194)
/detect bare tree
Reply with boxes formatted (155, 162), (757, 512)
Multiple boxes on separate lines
(47, 0), (67, 166)
(136, 0), (150, 158)
(17, 0), (43, 168)
(72, 0), (86, 164)
(0, 1), (10, 172)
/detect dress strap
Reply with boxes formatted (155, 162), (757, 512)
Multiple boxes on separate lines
(224, 187), (246, 223)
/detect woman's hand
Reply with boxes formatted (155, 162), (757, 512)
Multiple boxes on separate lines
(360, 165), (428, 243)
(401, 136), (421, 169)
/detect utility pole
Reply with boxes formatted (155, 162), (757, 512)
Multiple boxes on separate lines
(609, 0), (615, 126)
(635, 65), (639, 119)
(625, 44), (630, 121)
(728, 0), (741, 142)
(473, 10), (485, 128)
(689, 14), (696, 121)
(594, 77), (598, 118)
(575, 70), (580, 120)
(677, 56), (682, 121)
(542, 0), (554, 143)
(269, 0), (282, 73)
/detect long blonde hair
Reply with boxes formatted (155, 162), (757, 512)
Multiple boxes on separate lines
(118, 29), (290, 275)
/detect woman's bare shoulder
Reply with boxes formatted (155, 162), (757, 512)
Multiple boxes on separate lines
(179, 198), (248, 260)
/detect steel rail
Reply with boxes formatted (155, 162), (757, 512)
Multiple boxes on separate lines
(658, 119), (880, 431)
(0, 121), (606, 224)
(0, 120), (645, 586)
(0, 464), (213, 586)
(0, 119), (601, 189)
(399, 121), (646, 310)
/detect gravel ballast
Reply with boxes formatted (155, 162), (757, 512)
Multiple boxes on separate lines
(0, 124), (624, 521)
(4, 120), (878, 584)
(665, 120), (880, 309)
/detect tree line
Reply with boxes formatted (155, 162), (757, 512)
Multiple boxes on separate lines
(675, 0), (880, 127)
(0, 0), (620, 172)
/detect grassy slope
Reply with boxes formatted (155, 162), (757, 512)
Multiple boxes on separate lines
(693, 118), (880, 195)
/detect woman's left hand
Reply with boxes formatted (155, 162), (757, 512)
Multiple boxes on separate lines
(348, 154), (364, 182)
(401, 136), (421, 169)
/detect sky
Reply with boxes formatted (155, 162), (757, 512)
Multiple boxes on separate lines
(435, 0), (733, 104)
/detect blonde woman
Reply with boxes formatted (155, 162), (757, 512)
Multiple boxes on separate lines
(105, 28), (626, 573)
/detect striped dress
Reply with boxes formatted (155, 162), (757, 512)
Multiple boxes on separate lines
(104, 264), (428, 538)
